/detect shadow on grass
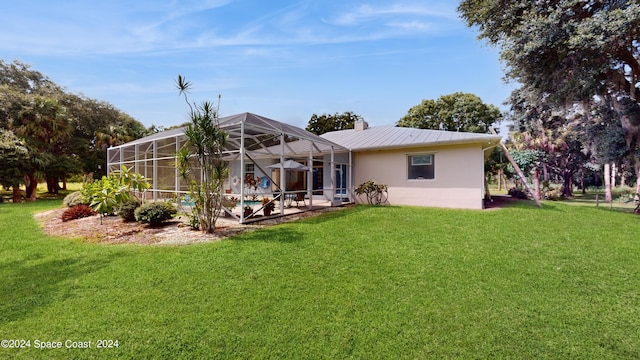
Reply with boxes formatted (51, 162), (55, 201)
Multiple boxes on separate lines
(231, 227), (306, 244)
(0, 255), (115, 324)
(298, 205), (373, 225)
(561, 196), (637, 214)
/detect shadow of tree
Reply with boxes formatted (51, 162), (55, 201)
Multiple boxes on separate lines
(0, 255), (114, 324)
(231, 227), (305, 243)
(298, 205), (383, 225)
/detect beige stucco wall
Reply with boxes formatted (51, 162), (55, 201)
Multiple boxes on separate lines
(352, 144), (485, 209)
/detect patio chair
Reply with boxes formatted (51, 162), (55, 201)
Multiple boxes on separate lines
(293, 192), (306, 207)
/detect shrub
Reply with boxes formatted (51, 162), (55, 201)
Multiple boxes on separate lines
(355, 180), (388, 205)
(118, 198), (141, 222)
(61, 204), (97, 222)
(508, 187), (529, 199)
(63, 191), (85, 207)
(81, 167), (150, 217)
(544, 189), (564, 201)
(135, 202), (177, 226)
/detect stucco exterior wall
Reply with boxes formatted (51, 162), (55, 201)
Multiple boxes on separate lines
(352, 144), (485, 209)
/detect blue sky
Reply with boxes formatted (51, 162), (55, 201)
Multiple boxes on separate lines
(0, 0), (512, 130)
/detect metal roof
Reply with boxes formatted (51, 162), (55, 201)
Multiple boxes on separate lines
(321, 126), (501, 151)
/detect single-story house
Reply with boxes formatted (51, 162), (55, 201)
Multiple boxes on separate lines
(322, 120), (501, 209)
(106, 112), (500, 222)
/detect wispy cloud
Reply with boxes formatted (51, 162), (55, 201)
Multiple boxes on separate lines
(0, 1), (460, 57)
(329, 3), (458, 26)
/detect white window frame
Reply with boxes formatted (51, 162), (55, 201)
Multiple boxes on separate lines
(407, 154), (435, 180)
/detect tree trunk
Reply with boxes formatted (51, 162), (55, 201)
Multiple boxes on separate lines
(604, 163), (612, 203)
(25, 174), (38, 202)
(484, 175), (492, 203)
(635, 160), (640, 194)
(562, 170), (573, 197)
(580, 168), (586, 194)
(12, 184), (22, 203)
(46, 177), (61, 194)
(533, 168), (541, 201)
(611, 163), (617, 188)
(491, 128), (541, 206)
(62, 176), (67, 190)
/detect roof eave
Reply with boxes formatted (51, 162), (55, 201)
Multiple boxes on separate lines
(348, 136), (502, 152)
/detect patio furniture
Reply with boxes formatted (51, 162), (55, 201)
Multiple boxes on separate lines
(293, 192), (306, 207)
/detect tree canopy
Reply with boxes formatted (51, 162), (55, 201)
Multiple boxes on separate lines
(0, 59), (148, 201)
(459, 0), (640, 193)
(306, 111), (362, 135)
(397, 92), (501, 133)
(458, 1), (639, 104)
(0, 129), (29, 202)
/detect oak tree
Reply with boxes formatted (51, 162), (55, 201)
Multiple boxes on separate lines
(397, 92), (501, 133)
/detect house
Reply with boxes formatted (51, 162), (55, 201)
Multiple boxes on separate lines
(106, 113), (500, 222)
(321, 120), (501, 209)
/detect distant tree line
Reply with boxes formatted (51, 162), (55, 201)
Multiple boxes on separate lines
(0, 59), (149, 202)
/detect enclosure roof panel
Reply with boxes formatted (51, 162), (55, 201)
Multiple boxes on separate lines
(107, 112), (346, 154)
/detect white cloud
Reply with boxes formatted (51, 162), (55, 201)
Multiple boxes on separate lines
(330, 2), (457, 26)
(385, 20), (433, 31)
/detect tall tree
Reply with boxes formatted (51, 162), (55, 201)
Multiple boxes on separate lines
(1, 59), (149, 198)
(507, 85), (591, 197)
(397, 92), (501, 133)
(62, 94), (149, 178)
(0, 129), (29, 202)
(306, 111), (362, 135)
(12, 96), (72, 199)
(458, 1), (640, 190)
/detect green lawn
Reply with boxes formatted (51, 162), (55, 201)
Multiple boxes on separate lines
(1, 200), (639, 359)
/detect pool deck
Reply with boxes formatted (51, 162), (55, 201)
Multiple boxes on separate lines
(222, 196), (348, 224)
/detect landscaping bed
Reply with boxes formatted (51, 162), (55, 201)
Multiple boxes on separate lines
(35, 206), (348, 245)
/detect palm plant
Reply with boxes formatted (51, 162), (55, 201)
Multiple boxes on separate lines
(175, 75), (228, 233)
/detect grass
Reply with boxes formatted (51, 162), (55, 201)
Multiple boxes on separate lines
(0, 182), (82, 202)
(1, 200), (640, 359)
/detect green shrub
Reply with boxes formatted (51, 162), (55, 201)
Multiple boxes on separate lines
(135, 202), (177, 226)
(63, 191), (85, 207)
(355, 180), (388, 205)
(118, 198), (141, 222)
(61, 204), (97, 222)
(81, 166), (150, 217)
(508, 187), (529, 199)
(544, 189), (564, 201)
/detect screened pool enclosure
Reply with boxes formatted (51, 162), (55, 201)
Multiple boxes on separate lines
(107, 113), (353, 223)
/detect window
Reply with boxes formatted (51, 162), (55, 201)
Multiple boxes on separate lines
(408, 154), (434, 180)
(245, 163), (255, 179)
